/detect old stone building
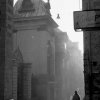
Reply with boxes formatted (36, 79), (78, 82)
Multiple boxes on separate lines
(0, 0), (76, 100)
(0, 0), (14, 99)
(13, 0), (67, 100)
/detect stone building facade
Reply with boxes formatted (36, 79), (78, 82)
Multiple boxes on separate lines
(0, 0), (13, 99)
(74, 0), (100, 99)
(13, 0), (60, 100)
(0, 0), (68, 100)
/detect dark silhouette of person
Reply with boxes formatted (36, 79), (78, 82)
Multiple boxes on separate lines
(72, 91), (80, 100)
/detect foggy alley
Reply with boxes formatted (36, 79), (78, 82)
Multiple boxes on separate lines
(1, 0), (100, 100)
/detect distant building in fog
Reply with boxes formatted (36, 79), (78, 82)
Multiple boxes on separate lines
(54, 30), (68, 100)
(62, 39), (84, 100)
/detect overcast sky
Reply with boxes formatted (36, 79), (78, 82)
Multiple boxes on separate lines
(14, 0), (83, 52)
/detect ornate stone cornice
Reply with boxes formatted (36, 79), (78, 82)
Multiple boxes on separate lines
(13, 15), (58, 31)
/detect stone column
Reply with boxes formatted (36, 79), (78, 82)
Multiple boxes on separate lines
(23, 63), (32, 100)
(55, 32), (66, 100)
(47, 39), (56, 100)
(12, 59), (18, 100)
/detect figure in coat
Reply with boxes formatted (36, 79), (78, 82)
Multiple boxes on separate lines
(72, 91), (80, 100)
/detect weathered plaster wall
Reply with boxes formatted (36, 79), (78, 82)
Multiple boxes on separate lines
(13, 29), (51, 75)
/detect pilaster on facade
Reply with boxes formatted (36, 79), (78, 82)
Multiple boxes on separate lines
(21, 63), (32, 100)
(54, 31), (67, 100)
(11, 46), (23, 100)
(15, 63), (32, 100)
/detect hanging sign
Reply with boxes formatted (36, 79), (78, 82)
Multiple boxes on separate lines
(74, 10), (100, 31)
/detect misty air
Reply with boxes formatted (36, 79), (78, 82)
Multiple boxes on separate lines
(1, 0), (100, 100)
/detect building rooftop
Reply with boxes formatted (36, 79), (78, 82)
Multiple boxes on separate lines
(14, 0), (51, 18)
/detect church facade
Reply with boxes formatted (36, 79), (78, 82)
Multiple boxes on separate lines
(13, 0), (67, 100)
(0, 0), (69, 100)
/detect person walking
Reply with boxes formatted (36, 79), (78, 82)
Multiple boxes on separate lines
(72, 91), (80, 100)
